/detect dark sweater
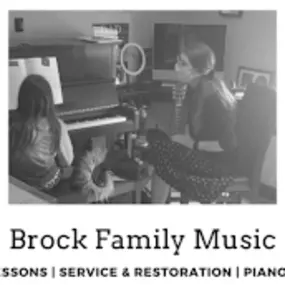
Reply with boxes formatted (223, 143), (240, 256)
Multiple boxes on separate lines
(187, 81), (237, 152)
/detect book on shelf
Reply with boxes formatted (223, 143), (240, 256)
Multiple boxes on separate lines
(78, 36), (122, 44)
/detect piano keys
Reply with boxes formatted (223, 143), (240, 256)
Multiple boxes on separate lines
(64, 115), (127, 132)
(54, 83), (139, 152)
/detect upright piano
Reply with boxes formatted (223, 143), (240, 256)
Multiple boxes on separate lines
(9, 38), (140, 153)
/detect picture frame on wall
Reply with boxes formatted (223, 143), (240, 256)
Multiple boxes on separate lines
(236, 66), (274, 89)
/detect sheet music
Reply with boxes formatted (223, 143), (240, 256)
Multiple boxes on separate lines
(25, 57), (63, 105)
(9, 59), (27, 110)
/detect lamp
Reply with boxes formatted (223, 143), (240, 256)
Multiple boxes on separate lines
(120, 42), (146, 82)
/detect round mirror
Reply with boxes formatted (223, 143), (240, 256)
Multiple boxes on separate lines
(120, 42), (146, 77)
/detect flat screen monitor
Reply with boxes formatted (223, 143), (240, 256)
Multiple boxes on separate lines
(153, 23), (227, 82)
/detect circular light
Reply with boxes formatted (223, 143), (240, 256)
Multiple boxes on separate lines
(120, 42), (146, 77)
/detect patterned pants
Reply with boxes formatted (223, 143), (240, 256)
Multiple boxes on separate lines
(143, 129), (236, 203)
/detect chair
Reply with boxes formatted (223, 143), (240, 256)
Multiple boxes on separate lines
(222, 83), (276, 204)
(168, 83), (276, 204)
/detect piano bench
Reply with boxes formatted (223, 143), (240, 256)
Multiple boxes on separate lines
(9, 176), (57, 204)
(9, 170), (152, 204)
(54, 168), (153, 204)
(50, 177), (151, 204)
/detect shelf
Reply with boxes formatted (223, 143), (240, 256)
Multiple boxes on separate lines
(78, 36), (122, 45)
(10, 37), (123, 48)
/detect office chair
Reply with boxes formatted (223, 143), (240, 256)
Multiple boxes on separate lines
(219, 83), (276, 204)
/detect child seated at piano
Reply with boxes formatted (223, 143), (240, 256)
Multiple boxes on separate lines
(9, 74), (74, 191)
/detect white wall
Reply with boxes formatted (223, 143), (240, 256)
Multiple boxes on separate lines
(129, 10), (276, 83)
(9, 10), (131, 42)
(9, 10), (276, 83)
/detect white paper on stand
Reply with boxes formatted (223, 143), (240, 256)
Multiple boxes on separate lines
(9, 57), (63, 110)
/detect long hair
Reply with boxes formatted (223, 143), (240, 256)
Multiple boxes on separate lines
(11, 74), (61, 152)
(180, 36), (237, 136)
(179, 36), (216, 76)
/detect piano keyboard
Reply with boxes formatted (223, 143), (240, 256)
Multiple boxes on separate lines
(57, 104), (118, 117)
(66, 115), (127, 131)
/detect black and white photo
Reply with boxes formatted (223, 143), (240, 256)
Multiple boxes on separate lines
(8, 10), (277, 205)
